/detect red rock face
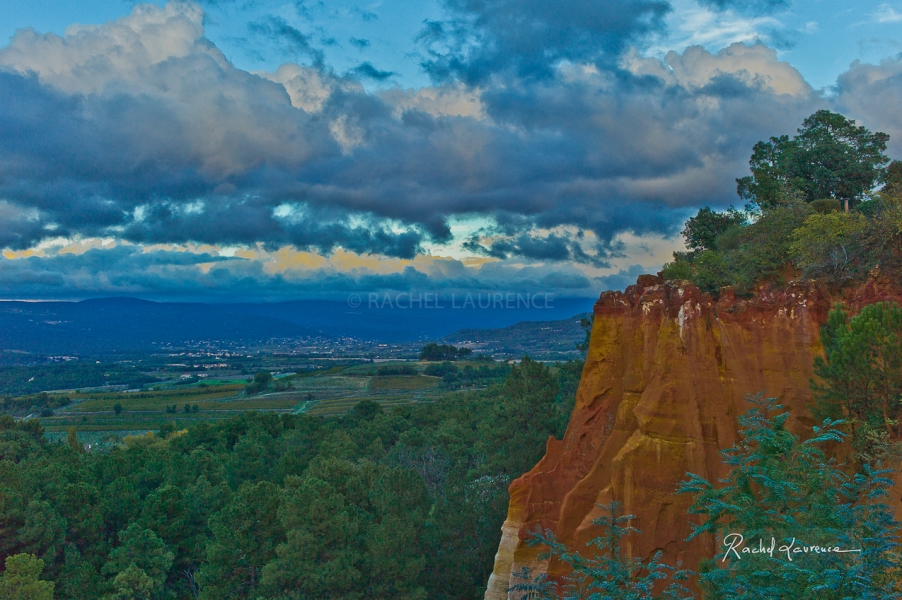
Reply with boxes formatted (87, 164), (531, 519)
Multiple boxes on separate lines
(485, 275), (902, 599)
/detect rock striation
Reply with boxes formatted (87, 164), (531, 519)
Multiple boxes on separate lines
(485, 274), (902, 599)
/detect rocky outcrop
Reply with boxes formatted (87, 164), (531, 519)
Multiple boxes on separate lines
(485, 274), (902, 599)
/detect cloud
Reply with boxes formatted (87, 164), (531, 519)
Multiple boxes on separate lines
(247, 16), (326, 67)
(696, 0), (790, 15)
(349, 37), (370, 49)
(0, 243), (602, 300)
(873, 4), (902, 24)
(1, 0), (897, 284)
(657, 1), (787, 51)
(833, 55), (902, 158)
(348, 61), (395, 80)
(417, 0), (672, 83)
(594, 263), (650, 290)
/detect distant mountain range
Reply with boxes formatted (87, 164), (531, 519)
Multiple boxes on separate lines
(442, 313), (590, 358)
(0, 296), (596, 357)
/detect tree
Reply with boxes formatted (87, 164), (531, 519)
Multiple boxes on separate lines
(101, 524), (174, 599)
(245, 371), (272, 395)
(113, 403), (122, 415)
(419, 343), (468, 361)
(351, 399), (383, 421)
(0, 554), (55, 600)
(679, 394), (901, 599)
(478, 356), (569, 476)
(197, 481), (285, 599)
(681, 207), (746, 253)
(737, 110), (890, 209)
(882, 160), (902, 197)
(66, 426), (82, 453)
(510, 502), (691, 599)
(812, 302), (902, 454)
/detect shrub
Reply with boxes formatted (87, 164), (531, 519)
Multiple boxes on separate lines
(660, 258), (693, 281)
(424, 362), (458, 377)
(245, 371), (273, 395)
(789, 212), (867, 281)
(810, 198), (843, 213)
(731, 203), (812, 291)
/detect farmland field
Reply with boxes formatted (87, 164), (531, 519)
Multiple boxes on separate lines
(29, 364), (462, 440)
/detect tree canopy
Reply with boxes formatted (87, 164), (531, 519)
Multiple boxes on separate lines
(737, 110), (890, 209)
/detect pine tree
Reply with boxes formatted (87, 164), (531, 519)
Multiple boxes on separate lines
(813, 302), (902, 457)
(679, 394), (901, 599)
(510, 502), (692, 600)
(0, 554), (55, 600)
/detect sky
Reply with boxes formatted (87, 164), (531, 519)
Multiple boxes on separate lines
(0, 0), (900, 301)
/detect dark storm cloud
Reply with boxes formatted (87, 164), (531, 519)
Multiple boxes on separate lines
(417, 0), (671, 83)
(4, 1), (898, 274)
(462, 232), (614, 267)
(348, 62), (396, 81)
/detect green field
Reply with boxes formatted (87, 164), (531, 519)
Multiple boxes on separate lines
(32, 366), (455, 437)
(368, 375), (440, 390)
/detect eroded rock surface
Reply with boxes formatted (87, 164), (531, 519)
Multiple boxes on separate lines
(485, 275), (902, 599)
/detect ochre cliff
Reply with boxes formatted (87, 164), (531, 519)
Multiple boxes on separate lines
(485, 274), (902, 599)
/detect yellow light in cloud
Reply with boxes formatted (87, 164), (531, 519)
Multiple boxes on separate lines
(264, 247), (329, 274)
(2, 248), (45, 259)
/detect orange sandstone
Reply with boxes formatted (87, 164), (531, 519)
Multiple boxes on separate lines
(485, 274), (902, 599)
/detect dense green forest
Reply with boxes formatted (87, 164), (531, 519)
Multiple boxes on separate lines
(0, 358), (582, 599)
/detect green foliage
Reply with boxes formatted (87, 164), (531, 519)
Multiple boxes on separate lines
(197, 481), (284, 599)
(0, 357), (581, 600)
(376, 364), (416, 376)
(351, 399), (383, 421)
(659, 111), (895, 293)
(423, 361), (458, 377)
(681, 206), (747, 253)
(738, 110), (891, 210)
(101, 524), (174, 598)
(883, 160), (902, 197)
(810, 198), (842, 214)
(0, 392), (72, 417)
(244, 371), (273, 395)
(790, 212), (868, 281)
(0, 363), (158, 397)
(862, 194), (902, 273)
(510, 502), (691, 599)
(669, 200), (813, 294)
(419, 343), (471, 361)
(660, 258), (693, 282)
(679, 394), (900, 599)
(0, 554), (55, 600)
(812, 302), (902, 456)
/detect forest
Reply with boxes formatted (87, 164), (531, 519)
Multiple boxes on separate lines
(0, 358), (582, 599)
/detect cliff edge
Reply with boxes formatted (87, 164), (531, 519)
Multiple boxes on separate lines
(485, 274), (902, 598)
